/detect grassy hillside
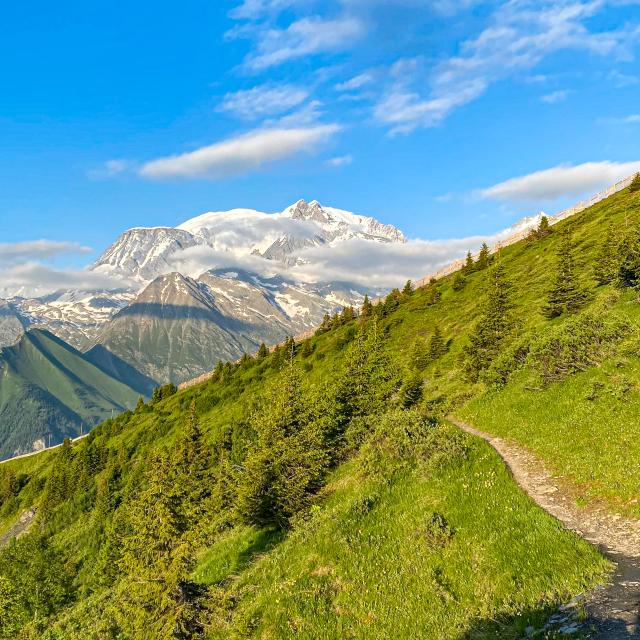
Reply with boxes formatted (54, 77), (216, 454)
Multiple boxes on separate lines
(0, 329), (145, 460)
(1, 181), (640, 638)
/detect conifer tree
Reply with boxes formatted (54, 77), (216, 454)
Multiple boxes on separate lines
(630, 172), (640, 193)
(537, 215), (550, 238)
(543, 229), (586, 318)
(463, 262), (513, 381)
(361, 294), (372, 319)
(452, 272), (466, 291)
(340, 306), (355, 323)
(593, 223), (620, 286)
(410, 337), (430, 371)
(617, 222), (640, 292)
(476, 243), (490, 270)
(115, 454), (206, 639)
(256, 342), (269, 360)
(135, 397), (145, 413)
(428, 325), (446, 361)
(300, 339), (313, 358)
(402, 280), (413, 297)
(464, 250), (474, 274)
(401, 372), (423, 408)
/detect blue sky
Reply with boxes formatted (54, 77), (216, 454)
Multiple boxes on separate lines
(1, 0), (640, 286)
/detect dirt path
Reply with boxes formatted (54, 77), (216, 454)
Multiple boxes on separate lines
(450, 418), (640, 639)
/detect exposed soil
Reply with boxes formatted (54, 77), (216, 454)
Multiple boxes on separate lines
(450, 419), (640, 638)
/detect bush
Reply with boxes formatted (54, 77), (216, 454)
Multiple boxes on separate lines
(423, 512), (454, 548)
(629, 173), (640, 193)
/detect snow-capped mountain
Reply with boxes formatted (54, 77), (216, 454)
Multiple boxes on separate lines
(91, 199), (405, 282)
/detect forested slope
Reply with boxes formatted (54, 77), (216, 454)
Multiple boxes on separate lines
(1, 176), (640, 638)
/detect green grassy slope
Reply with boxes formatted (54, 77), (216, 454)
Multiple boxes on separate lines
(1, 182), (640, 637)
(0, 329), (142, 459)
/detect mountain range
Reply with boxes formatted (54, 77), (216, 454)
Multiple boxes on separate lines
(0, 199), (406, 458)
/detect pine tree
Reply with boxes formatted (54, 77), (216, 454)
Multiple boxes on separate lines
(401, 372), (423, 408)
(410, 337), (430, 371)
(464, 251), (474, 274)
(593, 223), (621, 286)
(115, 454), (206, 639)
(452, 272), (466, 291)
(630, 173), (640, 193)
(463, 262), (513, 381)
(300, 339), (313, 358)
(340, 306), (355, 323)
(402, 280), (413, 297)
(361, 294), (373, 319)
(135, 397), (145, 413)
(256, 342), (269, 360)
(617, 222), (640, 292)
(543, 229), (586, 318)
(428, 325), (446, 360)
(537, 215), (550, 238)
(476, 243), (491, 270)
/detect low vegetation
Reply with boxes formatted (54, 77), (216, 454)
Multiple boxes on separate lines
(1, 181), (640, 637)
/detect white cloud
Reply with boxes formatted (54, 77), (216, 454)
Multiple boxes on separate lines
(88, 159), (130, 180)
(478, 160), (640, 202)
(374, 1), (640, 133)
(139, 125), (341, 180)
(603, 114), (640, 124)
(336, 73), (373, 91)
(540, 89), (569, 103)
(219, 84), (310, 119)
(241, 16), (365, 70)
(0, 262), (128, 298)
(0, 240), (92, 266)
(326, 154), (353, 167)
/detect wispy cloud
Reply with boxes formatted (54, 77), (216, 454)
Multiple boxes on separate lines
(87, 159), (130, 180)
(238, 16), (364, 70)
(219, 84), (310, 119)
(326, 154), (353, 167)
(336, 72), (373, 91)
(478, 160), (640, 202)
(540, 89), (569, 103)
(0, 240), (92, 266)
(373, 1), (640, 134)
(139, 125), (341, 180)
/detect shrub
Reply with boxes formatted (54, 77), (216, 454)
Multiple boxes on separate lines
(423, 512), (454, 548)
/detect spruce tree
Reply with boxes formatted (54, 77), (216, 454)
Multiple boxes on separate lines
(300, 339), (313, 358)
(402, 280), (413, 297)
(476, 243), (490, 270)
(410, 337), (430, 371)
(617, 222), (640, 292)
(464, 250), (474, 274)
(463, 262), (513, 381)
(256, 342), (269, 360)
(452, 272), (466, 291)
(428, 325), (446, 361)
(543, 229), (586, 318)
(593, 223), (620, 286)
(537, 215), (550, 239)
(361, 294), (372, 319)
(115, 454), (206, 639)
(630, 173), (640, 193)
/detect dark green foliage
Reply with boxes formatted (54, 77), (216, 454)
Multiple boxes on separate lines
(361, 294), (373, 319)
(401, 373), (423, 408)
(528, 215), (551, 242)
(463, 263), (514, 381)
(476, 243), (491, 270)
(452, 272), (467, 291)
(594, 223), (621, 286)
(543, 229), (587, 319)
(617, 222), (640, 292)
(629, 173), (640, 193)
(410, 337), (430, 371)
(402, 280), (413, 296)
(464, 251), (474, 274)
(300, 339), (313, 358)
(152, 383), (178, 404)
(428, 326), (446, 361)
(256, 343), (269, 360)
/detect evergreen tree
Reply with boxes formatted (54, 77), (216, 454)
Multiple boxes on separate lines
(115, 454), (206, 639)
(463, 262), (513, 381)
(316, 313), (333, 335)
(400, 372), (423, 408)
(361, 294), (372, 319)
(543, 229), (586, 318)
(402, 280), (413, 297)
(464, 250), (474, 274)
(476, 243), (490, 270)
(340, 306), (355, 323)
(410, 337), (430, 371)
(593, 223), (621, 286)
(630, 173), (640, 193)
(135, 397), (145, 413)
(537, 215), (550, 238)
(452, 272), (466, 291)
(428, 325), (446, 361)
(617, 222), (640, 292)
(256, 342), (269, 360)
(300, 340), (313, 359)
